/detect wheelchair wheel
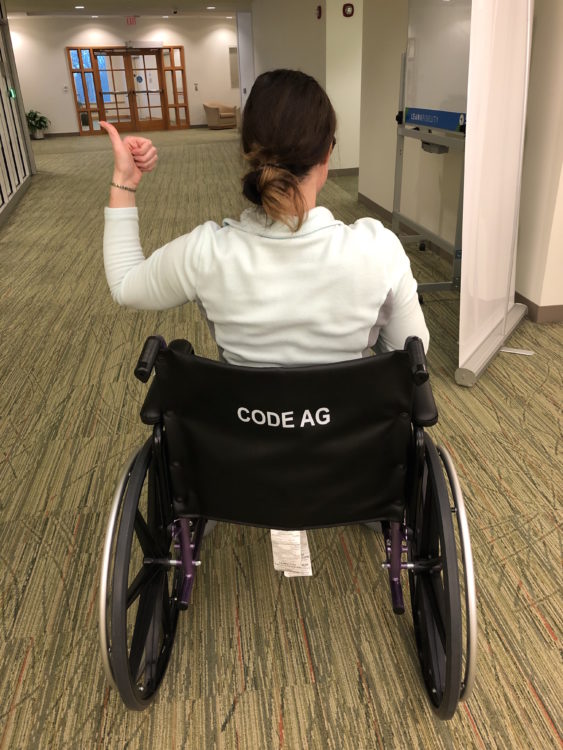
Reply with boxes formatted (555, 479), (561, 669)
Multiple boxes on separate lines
(99, 436), (181, 710)
(408, 434), (463, 719)
(437, 444), (477, 702)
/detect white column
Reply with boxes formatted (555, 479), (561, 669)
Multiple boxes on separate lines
(456, 0), (534, 385)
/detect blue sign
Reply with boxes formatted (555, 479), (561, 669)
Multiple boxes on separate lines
(405, 108), (466, 132)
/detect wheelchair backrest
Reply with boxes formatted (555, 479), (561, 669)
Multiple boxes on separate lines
(153, 340), (419, 528)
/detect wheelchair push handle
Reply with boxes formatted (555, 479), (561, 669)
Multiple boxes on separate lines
(405, 336), (429, 385)
(134, 336), (166, 382)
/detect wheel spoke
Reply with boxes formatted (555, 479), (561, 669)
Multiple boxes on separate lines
(127, 563), (160, 608)
(128, 573), (163, 682)
(420, 572), (447, 650)
(135, 509), (166, 558)
(418, 586), (445, 700)
(144, 573), (166, 688)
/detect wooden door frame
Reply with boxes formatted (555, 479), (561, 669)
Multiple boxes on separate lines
(66, 45), (190, 134)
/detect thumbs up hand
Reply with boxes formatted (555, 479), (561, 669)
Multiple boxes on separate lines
(100, 120), (158, 190)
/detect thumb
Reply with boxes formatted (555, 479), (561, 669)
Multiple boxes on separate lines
(100, 121), (123, 151)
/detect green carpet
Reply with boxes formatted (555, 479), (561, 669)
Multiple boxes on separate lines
(0, 130), (561, 749)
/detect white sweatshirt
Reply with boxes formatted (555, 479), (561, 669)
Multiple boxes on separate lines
(103, 205), (429, 367)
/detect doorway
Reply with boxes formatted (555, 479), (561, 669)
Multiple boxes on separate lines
(66, 46), (189, 134)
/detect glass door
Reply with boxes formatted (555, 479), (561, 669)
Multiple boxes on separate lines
(129, 52), (165, 131)
(67, 46), (189, 134)
(93, 50), (133, 132)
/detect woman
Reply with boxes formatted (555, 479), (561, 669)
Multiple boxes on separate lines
(102, 69), (428, 366)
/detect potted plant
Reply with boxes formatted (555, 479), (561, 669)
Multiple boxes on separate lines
(26, 110), (50, 139)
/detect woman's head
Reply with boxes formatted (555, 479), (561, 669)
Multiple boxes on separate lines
(241, 69), (336, 229)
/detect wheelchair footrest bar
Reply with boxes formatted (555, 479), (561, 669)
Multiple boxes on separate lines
(176, 517), (198, 608)
(387, 522), (405, 614)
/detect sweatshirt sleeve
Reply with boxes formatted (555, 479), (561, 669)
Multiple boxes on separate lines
(376, 229), (430, 353)
(103, 206), (220, 310)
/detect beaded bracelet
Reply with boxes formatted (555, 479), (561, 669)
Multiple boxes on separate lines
(110, 181), (137, 193)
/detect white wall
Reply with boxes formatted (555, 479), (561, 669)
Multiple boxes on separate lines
(515, 0), (563, 310)
(326, 0), (363, 171)
(9, 15), (239, 132)
(358, 0), (407, 210)
(251, 0), (326, 85)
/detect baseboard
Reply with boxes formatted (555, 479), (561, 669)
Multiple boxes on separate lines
(43, 132), (79, 137)
(358, 193), (420, 237)
(515, 292), (563, 323)
(358, 193), (454, 261)
(328, 167), (359, 177)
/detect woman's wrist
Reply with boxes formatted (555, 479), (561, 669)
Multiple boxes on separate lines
(112, 172), (140, 190)
(109, 175), (137, 208)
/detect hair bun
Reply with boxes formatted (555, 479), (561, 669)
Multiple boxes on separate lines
(242, 170), (262, 205)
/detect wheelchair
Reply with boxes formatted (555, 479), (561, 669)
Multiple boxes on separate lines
(99, 335), (477, 719)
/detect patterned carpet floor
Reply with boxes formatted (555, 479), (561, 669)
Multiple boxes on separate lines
(0, 130), (561, 749)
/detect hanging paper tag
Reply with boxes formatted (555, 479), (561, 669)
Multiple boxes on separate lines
(270, 529), (312, 577)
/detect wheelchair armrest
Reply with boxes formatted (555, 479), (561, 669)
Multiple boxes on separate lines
(412, 379), (438, 427)
(140, 379), (162, 425)
(134, 336), (166, 382)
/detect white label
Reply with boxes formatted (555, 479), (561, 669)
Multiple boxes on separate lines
(270, 529), (313, 577)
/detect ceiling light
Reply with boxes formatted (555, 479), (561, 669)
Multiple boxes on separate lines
(206, 6), (216, 9)
(75, 5), (85, 8)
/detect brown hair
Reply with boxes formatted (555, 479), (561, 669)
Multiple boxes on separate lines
(241, 69), (336, 230)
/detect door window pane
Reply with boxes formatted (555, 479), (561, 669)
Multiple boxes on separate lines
(165, 70), (174, 101)
(137, 107), (150, 121)
(73, 73), (86, 106)
(85, 72), (96, 104)
(113, 70), (127, 93)
(117, 106), (132, 121)
(111, 55), (124, 68)
(80, 111), (90, 131)
(131, 55), (143, 70)
(179, 107), (187, 124)
(173, 48), (181, 67)
(81, 49), (92, 68)
(70, 49), (80, 69)
(144, 54), (157, 69)
(91, 111), (101, 130)
(175, 71), (184, 103)
(151, 106), (163, 119)
(146, 69), (158, 90)
(163, 49), (171, 67)
(148, 92), (161, 107)
(168, 107), (177, 124)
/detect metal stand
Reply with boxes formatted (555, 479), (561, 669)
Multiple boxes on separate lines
(392, 54), (466, 294)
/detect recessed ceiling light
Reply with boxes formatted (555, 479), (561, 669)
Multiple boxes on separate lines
(92, 15), (98, 18)
(75, 5), (85, 8)
(226, 16), (233, 19)
(206, 6), (216, 10)
(162, 15), (169, 18)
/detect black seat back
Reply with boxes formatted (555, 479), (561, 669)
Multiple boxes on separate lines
(152, 340), (419, 529)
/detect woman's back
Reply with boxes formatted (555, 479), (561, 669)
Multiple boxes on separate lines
(102, 69), (428, 366)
